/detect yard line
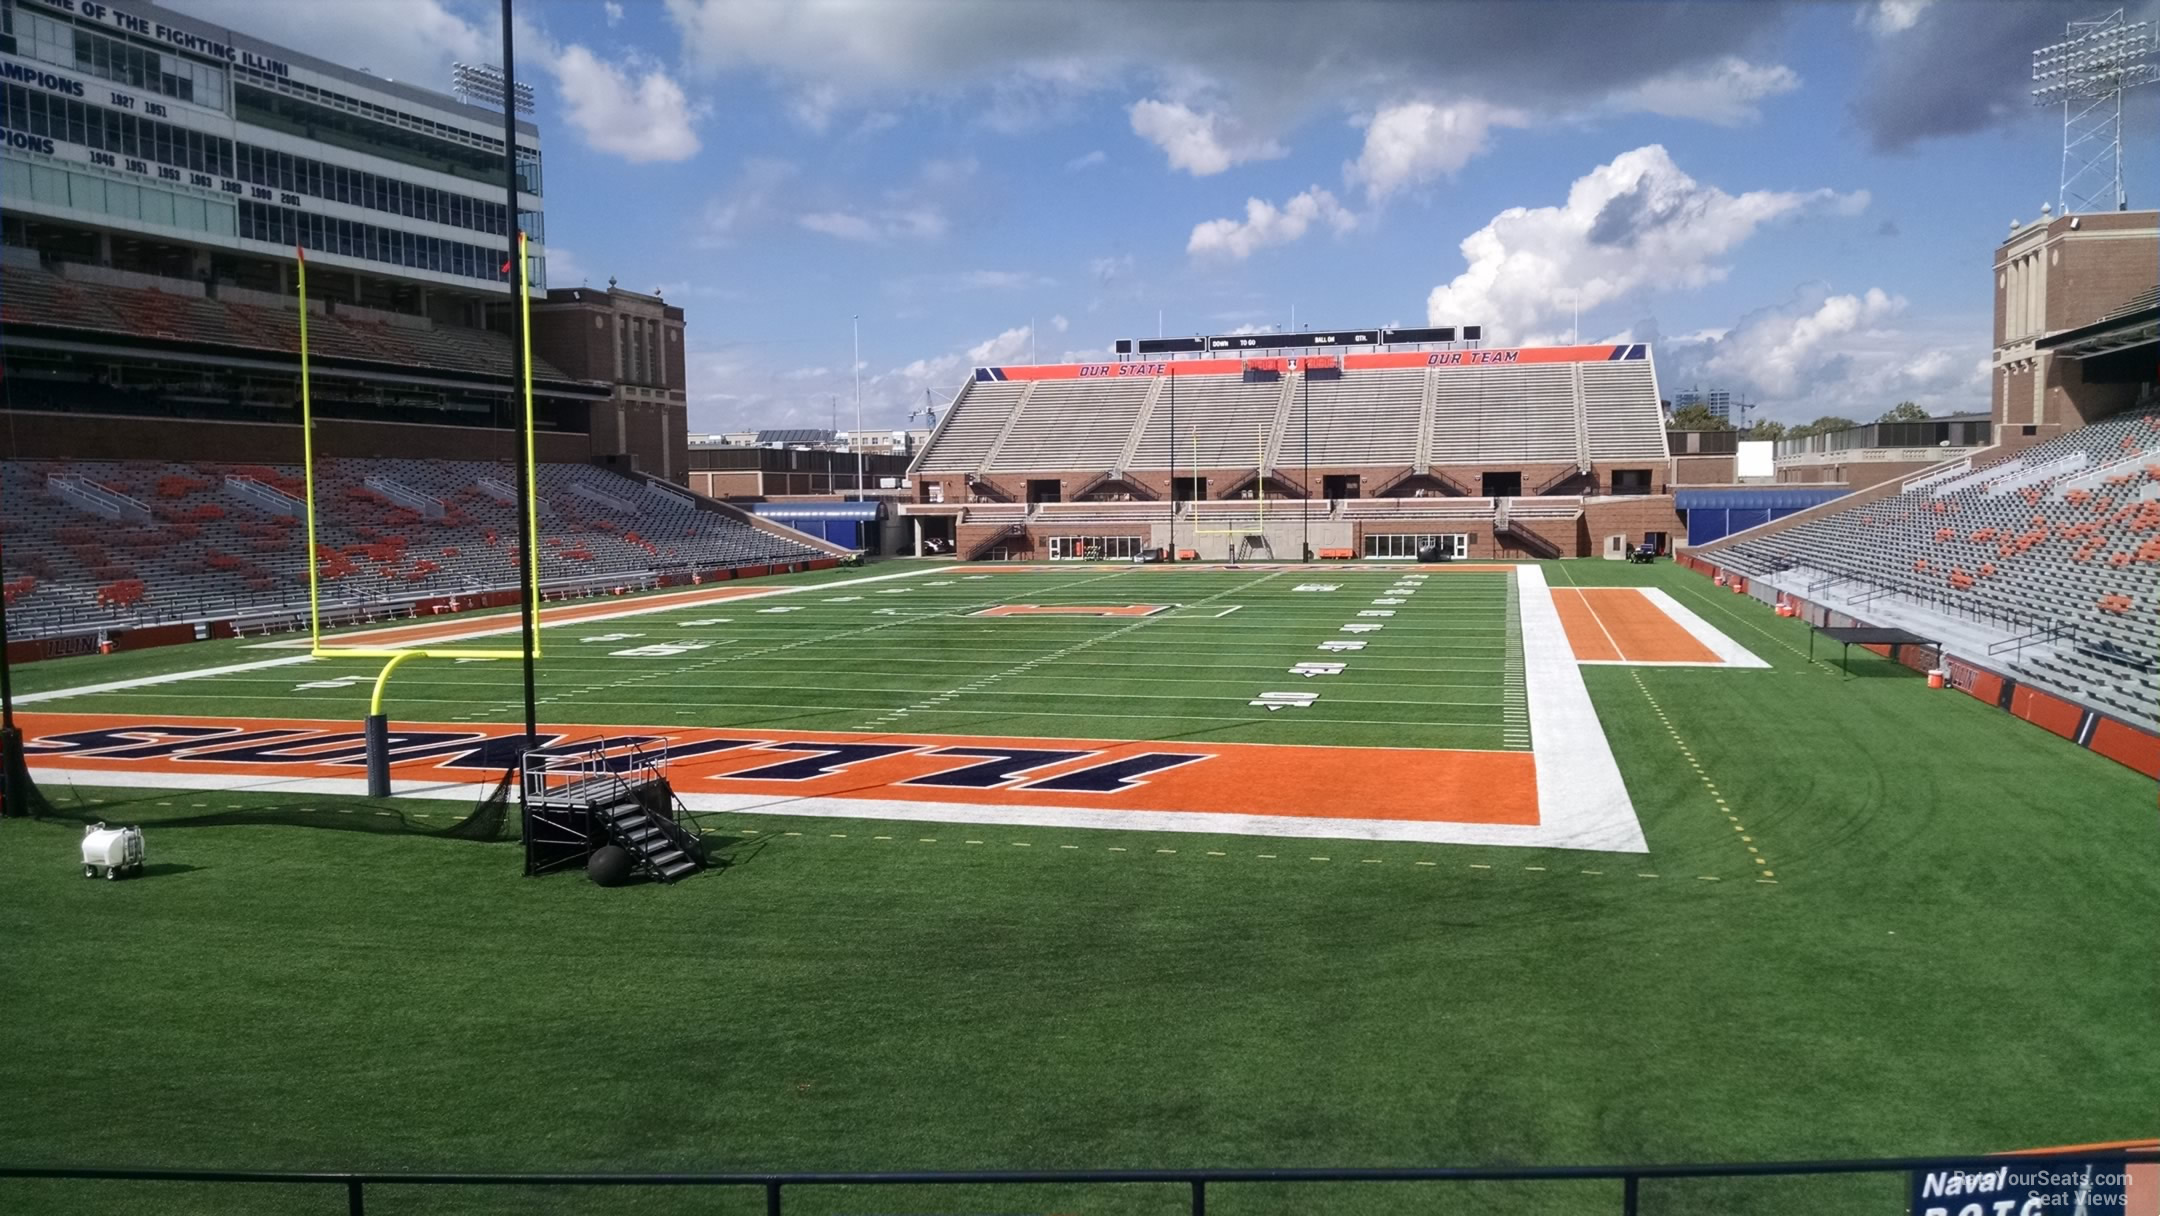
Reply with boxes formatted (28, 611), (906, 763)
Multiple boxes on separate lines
(1214, 605), (1243, 617)
(13, 654), (317, 706)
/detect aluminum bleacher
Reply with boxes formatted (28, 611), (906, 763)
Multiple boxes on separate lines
(0, 457), (827, 639)
(1716, 405), (2160, 729)
(912, 353), (1668, 479)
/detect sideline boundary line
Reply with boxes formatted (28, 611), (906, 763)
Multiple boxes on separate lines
(1515, 565), (1647, 853)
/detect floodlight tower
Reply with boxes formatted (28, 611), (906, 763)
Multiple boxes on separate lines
(2031, 10), (2160, 214)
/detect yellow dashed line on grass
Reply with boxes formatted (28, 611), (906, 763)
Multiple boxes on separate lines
(1630, 668), (1778, 883)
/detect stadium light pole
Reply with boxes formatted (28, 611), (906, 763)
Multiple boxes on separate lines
(1301, 370), (1311, 562)
(498, 0), (540, 759)
(1166, 367), (1176, 563)
(852, 316), (863, 504)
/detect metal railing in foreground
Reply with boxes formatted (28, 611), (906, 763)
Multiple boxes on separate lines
(2, 1146), (2152, 1215)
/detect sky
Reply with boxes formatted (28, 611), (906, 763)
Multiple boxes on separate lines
(162, 0), (2160, 433)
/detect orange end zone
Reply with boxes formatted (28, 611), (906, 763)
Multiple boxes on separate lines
(18, 712), (1541, 827)
(1552, 589), (1720, 664)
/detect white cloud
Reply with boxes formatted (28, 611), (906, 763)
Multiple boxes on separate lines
(1051, 314), (1070, 333)
(1188, 187), (1356, 261)
(1065, 149), (1108, 171)
(799, 212), (884, 242)
(699, 158), (801, 246)
(548, 45), (705, 162)
(1423, 145), (1868, 342)
(661, 0), (1791, 155)
(801, 206), (949, 243)
(1612, 57), (1800, 125)
(1347, 100), (1522, 201)
(1859, 0), (1934, 36)
(604, 1), (625, 27)
(968, 326), (1035, 364)
(1702, 287), (1904, 397)
(1655, 286), (1989, 419)
(1090, 255), (1135, 284)
(1128, 99), (1286, 176)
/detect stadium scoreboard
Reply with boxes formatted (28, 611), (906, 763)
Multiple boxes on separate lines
(1117, 325), (1482, 356)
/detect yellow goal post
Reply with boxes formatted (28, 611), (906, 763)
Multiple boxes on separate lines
(295, 232), (544, 672)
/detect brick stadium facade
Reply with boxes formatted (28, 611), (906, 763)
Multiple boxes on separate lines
(1994, 209), (2160, 444)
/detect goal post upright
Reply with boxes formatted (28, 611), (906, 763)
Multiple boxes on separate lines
(296, 246), (323, 655)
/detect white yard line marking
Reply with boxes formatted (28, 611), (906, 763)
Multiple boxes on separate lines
(252, 565), (951, 651)
(1514, 565), (1647, 853)
(1214, 605), (1243, 617)
(13, 654), (318, 706)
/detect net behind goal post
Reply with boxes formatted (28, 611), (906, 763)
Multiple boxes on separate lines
(295, 233), (543, 702)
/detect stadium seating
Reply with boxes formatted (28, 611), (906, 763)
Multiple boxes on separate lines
(916, 381), (1028, 474)
(916, 359), (1669, 480)
(0, 262), (568, 382)
(0, 457), (826, 638)
(991, 378), (1155, 472)
(1129, 376), (1285, 470)
(1292, 368), (1427, 467)
(1714, 405), (2160, 728)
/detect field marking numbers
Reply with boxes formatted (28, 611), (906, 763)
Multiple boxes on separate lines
(611, 641), (716, 658)
(1289, 662), (1345, 678)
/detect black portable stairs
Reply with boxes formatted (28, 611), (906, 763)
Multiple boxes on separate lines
(596, 785), (703, 883)
(521, 741), (709, 882)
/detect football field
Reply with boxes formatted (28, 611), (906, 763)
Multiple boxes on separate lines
(3, 559), (2155, 1216)
(29, 564), (1523, 746)
(20, 560), (1659, 850)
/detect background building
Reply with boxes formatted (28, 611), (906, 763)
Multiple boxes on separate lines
(529, 282), (688, 482)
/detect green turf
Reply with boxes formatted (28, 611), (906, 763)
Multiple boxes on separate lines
(2, 558), (2155, 1216)
(29, 562), (1521, 750)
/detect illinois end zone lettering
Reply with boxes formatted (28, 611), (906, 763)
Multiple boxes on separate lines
(25, 725), (311, 760)
(715, 742), (923, 782)
(1022, 753), (1206, 792)
(900, 747), (1091, 789)
(18, 713), (1559, 839)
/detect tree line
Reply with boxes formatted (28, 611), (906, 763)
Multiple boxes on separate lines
(1667, 400), (1932, 440)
